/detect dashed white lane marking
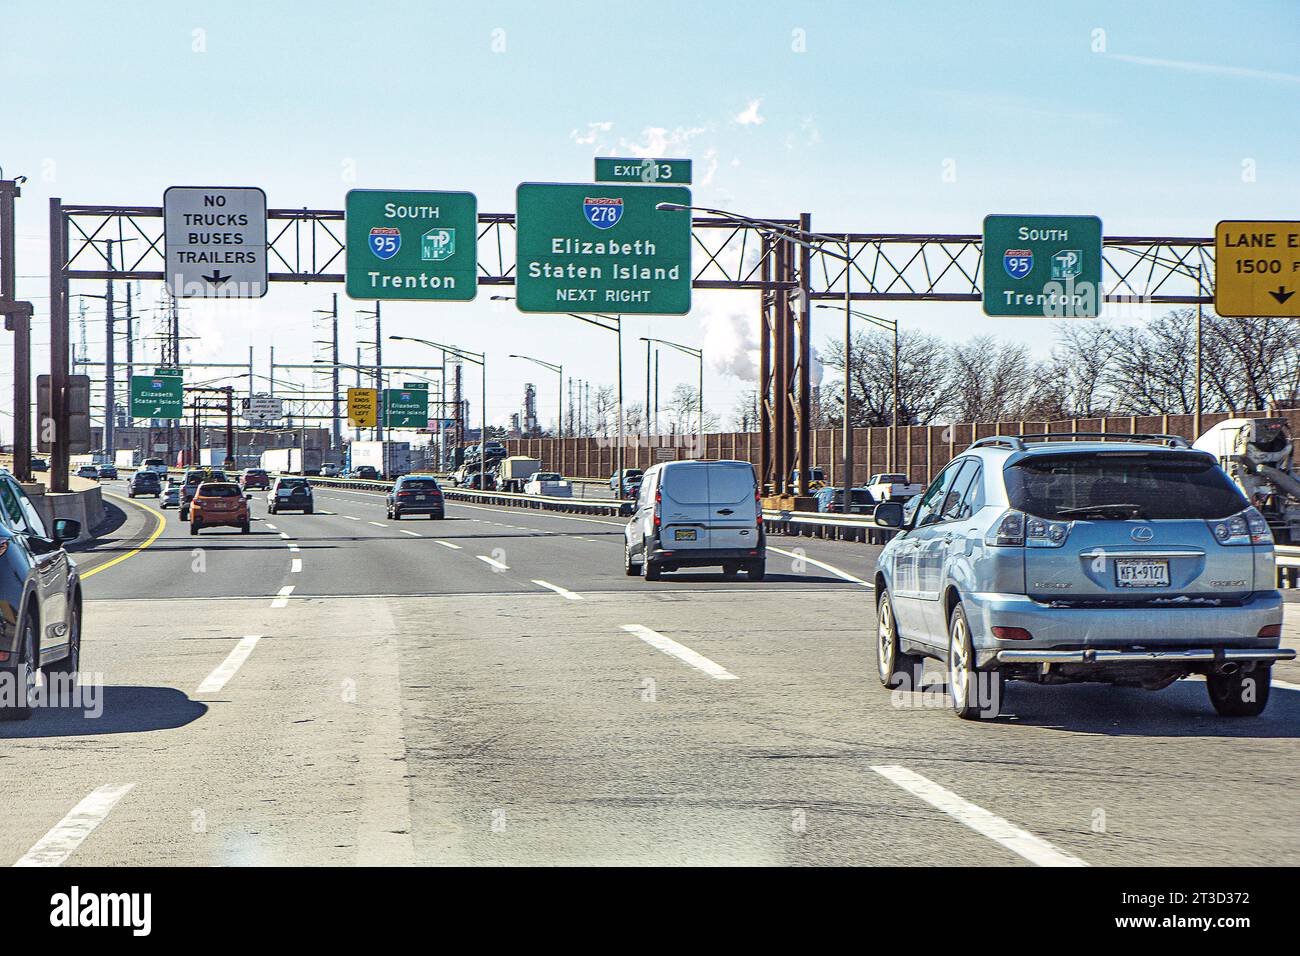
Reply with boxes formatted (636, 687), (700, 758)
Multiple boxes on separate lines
(279, 532), (291, 540)
(399, 529), (422, 537)
(265, 523), (277, 530)
(271, 585), (294, 608)
(287, 543), (300, 553)
(291, 558), (303, 573)
(476, 554), (509, 571)
(435, 540), (462, 550)
(13, 783), (137, 867)
(1274, 678), (1300, 692)
(532, 580), (583, 600)
(871, 765), (1088, 867)
(341, 515), (360, 521)
(620, 624), (738, 680)
(369, 521), (388, 528)
(767, 545), (873, 588)
(197, 635), (263, 695)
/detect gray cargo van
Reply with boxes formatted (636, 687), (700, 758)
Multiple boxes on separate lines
(624, 460), (765, 581)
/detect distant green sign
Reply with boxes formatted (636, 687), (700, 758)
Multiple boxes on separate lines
(153, 366), (182, 377)
(983, 214), (1103, 317)
(384, 387), (428, 428)
(131, 374), (184, 420)
(515, 182), (692, 314)
(345, 189), (478, 301)
(594, 157), (692, 185)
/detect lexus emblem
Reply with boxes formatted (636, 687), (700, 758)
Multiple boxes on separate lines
(1130, 526), (1154, 542)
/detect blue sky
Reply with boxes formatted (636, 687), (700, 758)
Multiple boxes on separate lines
(3, 0), (1298, 436)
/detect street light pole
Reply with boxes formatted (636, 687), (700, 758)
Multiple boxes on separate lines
(817, 304), (899, 481)
(1195, 265), (1203, 437)
(641, 336), (704, 459)
(390, 335), (486, 490)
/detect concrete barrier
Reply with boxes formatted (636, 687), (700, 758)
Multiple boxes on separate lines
(22, 476), (105, 542)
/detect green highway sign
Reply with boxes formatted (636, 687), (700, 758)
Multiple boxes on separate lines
(153, 366), (182, 377)
(982, 214), (1103, 317)
(515, 182), (692, 314)
(130, 374), (184, 420)
(384, 387), (429, 428)
(345, 189), (478, 301)
(594, 157), (692, 185)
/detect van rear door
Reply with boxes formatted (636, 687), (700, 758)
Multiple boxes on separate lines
(657, 463), (712, 551)
(705, 462), (760, 551)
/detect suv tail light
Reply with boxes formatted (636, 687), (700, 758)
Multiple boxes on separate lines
(984, 509), (1071, 548)
(1208, 507), (1271, 546)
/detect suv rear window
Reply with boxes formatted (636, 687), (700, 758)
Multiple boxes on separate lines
(198, 483), (242, 497)
(400, 479), (439, 490)
(1005, 451), (1247, 520)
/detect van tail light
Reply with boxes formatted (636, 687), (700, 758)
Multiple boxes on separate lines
(756, 487), (763, 528)
(992, 626), (1033, 641)
(1258, 624), (1282, 639)
(654, 490), (661, 528)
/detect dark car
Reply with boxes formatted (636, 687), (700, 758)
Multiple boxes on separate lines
(267, 476), (313, 514)
(240, 468), (270, 491)
(461, 472), (496, 490)
(0, 470), (82, 720)
(348, 465), (380, 480)
(386, 475), (444, 520)
(813, 486), (875, 515)
(610, 469), (644, 497)
(179, 469), (228, 520)
(127, 470), (162, 498)
(29, 458), (48, 473)
(96, 464), (118, 480)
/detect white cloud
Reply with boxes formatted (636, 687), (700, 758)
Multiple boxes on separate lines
(733, 98), (765, 126)
(618, 125), (706, 158)
(1108, 53), (1300, 85)
(698, 147), (719, 187)
(570, 121), (613, 146)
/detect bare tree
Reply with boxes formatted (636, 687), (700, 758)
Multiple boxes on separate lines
(664, 384), (719, 434)
(820, 328), (950, 427)
(944, 336), (1038, 422)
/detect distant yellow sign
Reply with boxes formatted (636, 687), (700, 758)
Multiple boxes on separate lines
(347, 387), (378, 427)
(1215, 220), (1300, 318)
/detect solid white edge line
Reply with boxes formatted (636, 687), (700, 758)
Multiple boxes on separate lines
(435, 540), (462, 550)
(196, 635), (263, 695)
(476, 554), (509, 570)
(532, 579), (583, 600)
(271, 585), (294, 608)
(766, 545), (873, 587)
(621, 624), (738, 680)
(1273, 677), (1300, 692)
(291, 558), (303, 573)
(13, 783), (137, 867)
(871, 765), (1088, 867)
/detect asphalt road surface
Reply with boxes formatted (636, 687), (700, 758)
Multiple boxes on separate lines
(2, 479), (1298, 866)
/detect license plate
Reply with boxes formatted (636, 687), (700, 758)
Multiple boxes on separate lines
(1115, 559), (1170, 588)
(673, 528), (697, 541)
(414, 495), (426, 501)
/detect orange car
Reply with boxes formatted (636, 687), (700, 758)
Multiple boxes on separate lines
(190, 482), (250, 535)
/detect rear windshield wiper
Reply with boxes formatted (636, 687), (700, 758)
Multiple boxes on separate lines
(1054, 503), (1147, 519)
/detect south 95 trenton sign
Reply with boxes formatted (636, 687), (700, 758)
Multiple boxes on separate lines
(345, 189), (477, 301)
(982, 214), (1103, 317)
(514, 182), (692, 315)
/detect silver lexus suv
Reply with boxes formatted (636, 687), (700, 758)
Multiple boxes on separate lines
(872, 433), (1294, 720)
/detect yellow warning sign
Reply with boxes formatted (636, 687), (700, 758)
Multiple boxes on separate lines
(1214, 221), (1300, 318)
(347, 387), (378, 428)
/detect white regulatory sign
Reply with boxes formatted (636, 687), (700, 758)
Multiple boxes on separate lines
(164, 186), (268, 298)
(242, 394), (283, 425)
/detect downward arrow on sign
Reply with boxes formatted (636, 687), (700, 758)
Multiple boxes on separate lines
(1269, 286), (1295, 305)
(203, 270), (231, 285)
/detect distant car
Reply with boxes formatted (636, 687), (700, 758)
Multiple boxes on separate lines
(267, 476), (313, 514)
(127, 471), (162, 498)
(319, 463), (340, 478)
(0, 470), (83, 720)
(348, 465), (380, 481)
(75, 465), (99, 481)
(872, 433), (1296, 720)
(460, 472), (496, 490)
(160, 484), (180, 509)
(96, 464), (118, 480)
(813, 486), (875, 515)
(386, 475), (444, 520)
(189, 481), (250, 535)
(524, 472), (571, 497)
(240, 468), (270, 491)
(29, 458), (48, 473)
(610, 469), (643, 497)
(790, 467), (828, 491)
(141, 458), (169, 477)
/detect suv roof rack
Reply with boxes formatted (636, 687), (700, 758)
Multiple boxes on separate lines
(970, 432), (1191, 452)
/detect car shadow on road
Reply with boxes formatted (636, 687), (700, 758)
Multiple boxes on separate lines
(649, 571), (847, 585)
(998, 679), (1300, 738)
(0, 686), (207, 738)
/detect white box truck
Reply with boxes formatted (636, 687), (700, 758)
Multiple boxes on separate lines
(261, 447), (323, 475)
(348, 441), (411, 479)
(496, 456), (542, 493)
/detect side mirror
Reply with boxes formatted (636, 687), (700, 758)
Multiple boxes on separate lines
(873, 501), (904, 529)
(53, 518), (81, 545)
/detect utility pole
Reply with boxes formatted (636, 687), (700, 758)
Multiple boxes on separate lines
(331, 293), (341, 451)
(104, 239), (115, 456)
(374, 301), (384, 444)
(644, 339), (651, 438)
(125, 282), (135, 405)
(0, 176), (32, 481)
(49, 198), (70, 492)
(654, 350), (659, 439)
